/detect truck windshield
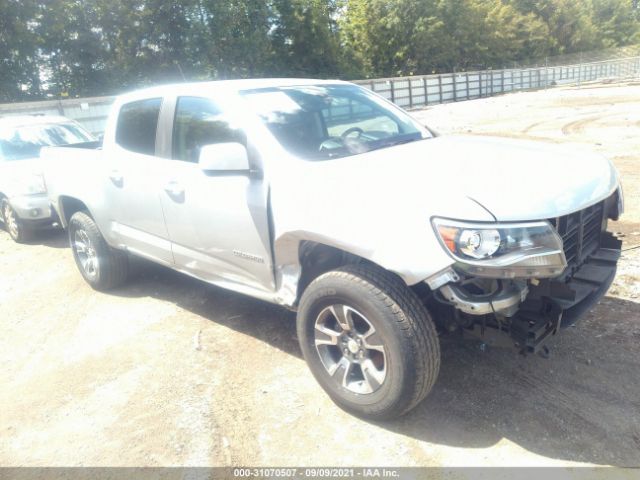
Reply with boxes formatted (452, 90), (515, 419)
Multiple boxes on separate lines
(0, 123), (94, 161)
(241, 84), (430, 160)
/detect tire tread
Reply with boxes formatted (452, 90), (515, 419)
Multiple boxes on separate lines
(299, 263), (440, 419)
(69, 211), (128, 290)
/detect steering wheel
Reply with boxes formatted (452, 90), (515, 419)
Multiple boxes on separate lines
(341, 127), (364, 140)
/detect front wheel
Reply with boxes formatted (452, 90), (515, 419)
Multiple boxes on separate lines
(68, 211), (129, 291)
(1, 199), (32, 243)
(297, 264), (440, 420)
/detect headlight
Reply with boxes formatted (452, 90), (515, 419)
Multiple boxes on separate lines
(432, 218), (567, 278)
(458, 228), (501, 259)
(17, 173), (47, 195)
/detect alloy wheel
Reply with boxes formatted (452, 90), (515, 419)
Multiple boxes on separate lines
(314, 304), (387, 394)
(3, 203), (19, 239)
(73, 228), (98, 278)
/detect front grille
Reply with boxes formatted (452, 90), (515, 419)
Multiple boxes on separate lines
(549, 201), (605, 273)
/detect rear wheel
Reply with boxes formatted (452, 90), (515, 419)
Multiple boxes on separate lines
(68, 211), (129, 291)
(2, 199), (31, 243)
(297, 264), (440, 419)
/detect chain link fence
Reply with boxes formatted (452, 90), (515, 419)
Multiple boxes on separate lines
(1, 48), (639, 135)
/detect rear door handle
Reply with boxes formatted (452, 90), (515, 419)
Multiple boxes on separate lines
(164, 181), (185, 199)
(109, 170), (123, 185)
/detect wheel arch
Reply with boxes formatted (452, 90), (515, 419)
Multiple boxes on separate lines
(57, 196), (94, 228)
(274, 234), (410, 308)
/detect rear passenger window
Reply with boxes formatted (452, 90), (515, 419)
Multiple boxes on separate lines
(173, 96), (246, 163)
(115, 98), (162, 155)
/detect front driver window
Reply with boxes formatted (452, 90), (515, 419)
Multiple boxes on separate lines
(172, 96), (246, 163)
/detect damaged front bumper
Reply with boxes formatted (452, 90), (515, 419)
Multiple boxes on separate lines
(507, 241), (619, 354)
(431, 238), (621, 355)
(427, 192), (623, 355)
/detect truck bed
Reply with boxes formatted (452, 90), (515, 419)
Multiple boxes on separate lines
(40, 144), (105, 219)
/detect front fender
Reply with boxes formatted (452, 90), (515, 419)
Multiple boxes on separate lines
(268, 156), (497, 305)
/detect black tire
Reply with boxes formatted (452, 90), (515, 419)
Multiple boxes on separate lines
(1, 199), (32, 243)
(68, 211), (129, 291)
(297, 263), (440, 420)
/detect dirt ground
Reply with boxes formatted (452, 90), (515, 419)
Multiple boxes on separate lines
(1, 81), (639, 469)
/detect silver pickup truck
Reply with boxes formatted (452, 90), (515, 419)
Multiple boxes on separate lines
(43, 79), (624, 419)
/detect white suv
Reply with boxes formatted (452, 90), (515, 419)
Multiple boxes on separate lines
(0, 115), (95, 242)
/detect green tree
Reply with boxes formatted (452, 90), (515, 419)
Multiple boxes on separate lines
(591, 0), (640, 47)
(271, 0), (343, 76)
(92, 0), (201, 90)
(2, 0), (640, 101)
(36, 0), (110, 97)
(0, 0), (41, 101)
(510, 0), (601, 54)
(340, 0), (552, 77)
(194, 0), (275, 78)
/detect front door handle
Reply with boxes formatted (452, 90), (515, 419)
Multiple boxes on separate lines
(164, 181), (185, 199)
(109, 170), (123, 186)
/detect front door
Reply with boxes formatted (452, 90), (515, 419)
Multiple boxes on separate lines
(159, 96), (274, 295)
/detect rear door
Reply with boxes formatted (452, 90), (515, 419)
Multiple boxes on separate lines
(158, 95), (275, 295)
(105, 97), (174, 264)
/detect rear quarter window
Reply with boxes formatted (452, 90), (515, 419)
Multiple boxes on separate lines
(115, 98), (162, 155)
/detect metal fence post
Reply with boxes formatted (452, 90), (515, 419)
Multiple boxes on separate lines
(423, 77), (428, 106)
(453, 70), (458, 102)
(408, 78), (413, 108)
(520, 69), (523, 89)
(545, 57), (549, 88)
(438, 74), (443, 104)
(465, 72), (470, 99)
(389, 80), (395, 103)
(578, 53), (583, 86)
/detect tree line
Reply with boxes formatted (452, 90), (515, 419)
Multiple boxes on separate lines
(1, 0), (639, 102)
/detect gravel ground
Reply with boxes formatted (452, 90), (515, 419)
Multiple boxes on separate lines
(1, 81), (639, 469)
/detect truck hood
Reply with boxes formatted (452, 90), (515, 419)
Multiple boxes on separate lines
(306, 135), (618, 222)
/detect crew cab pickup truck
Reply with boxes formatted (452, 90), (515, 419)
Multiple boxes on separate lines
(43, 79), (624, 419)
(0, 115), (95, 242)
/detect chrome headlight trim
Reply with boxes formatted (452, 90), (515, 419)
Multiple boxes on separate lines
(431, 217), (567, 278)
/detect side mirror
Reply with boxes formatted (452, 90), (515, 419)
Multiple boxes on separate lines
(198, 143), (250, 173)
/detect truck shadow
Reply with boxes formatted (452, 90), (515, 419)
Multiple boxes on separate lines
(114, 260), (640, 467)
(380, 303), (640, 467)
(0, 226), (70, 248)
(27, 227), (69, 248)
